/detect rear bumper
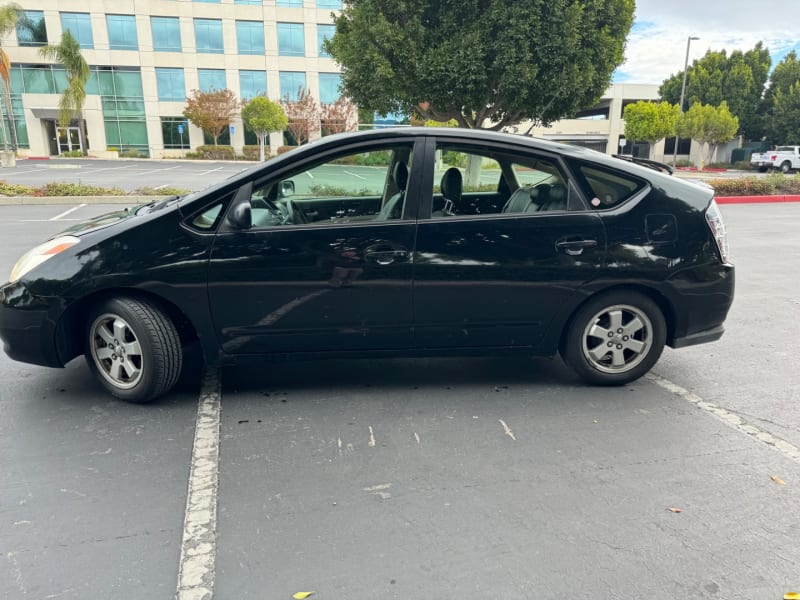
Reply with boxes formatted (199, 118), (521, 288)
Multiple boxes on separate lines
(670, 324), (724, 348)
(666, 263), (734, 349)
(0, 281), (64, 368)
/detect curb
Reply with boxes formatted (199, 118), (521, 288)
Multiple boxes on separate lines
(716, 195), (800, 204)
(0, 195), (169, 206)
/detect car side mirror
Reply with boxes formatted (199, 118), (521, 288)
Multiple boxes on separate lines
(227, 202), (252, 230)
(280, 180), (295, 197)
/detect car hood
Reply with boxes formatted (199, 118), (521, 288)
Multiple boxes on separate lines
(53, 198), (181, 239)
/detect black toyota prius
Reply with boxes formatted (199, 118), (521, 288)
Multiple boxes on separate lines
(0, 128), (734, 402)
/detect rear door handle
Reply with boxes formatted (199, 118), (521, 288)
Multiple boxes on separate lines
(556, 238), (598, 256)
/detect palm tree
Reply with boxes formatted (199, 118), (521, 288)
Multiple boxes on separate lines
(0, 3), (21, 153)
(39, 30), (90, 155)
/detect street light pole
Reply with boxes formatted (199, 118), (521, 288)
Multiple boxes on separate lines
(672, 35), (700, 166)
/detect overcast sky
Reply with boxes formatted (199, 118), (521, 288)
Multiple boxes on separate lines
(612, 0), (800, 85)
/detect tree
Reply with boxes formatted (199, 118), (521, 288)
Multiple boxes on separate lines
(241, 96), (288, 160)
(660, 43), (771, 140)
(320, 96), (358, 136)
(39, 31), (90, 155)
(325, 0), (634, 130)
(183, 88), (240, 146)
(770, 83), (800, 145)
(281, 88), (319, 146)
(760, 51), (800, 144)
(675, 102), (739, 167)
(622, 101), (680, 158)
(0, 2), (21, 152)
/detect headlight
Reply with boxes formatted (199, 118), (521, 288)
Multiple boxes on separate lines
(9, 236), (80, 283)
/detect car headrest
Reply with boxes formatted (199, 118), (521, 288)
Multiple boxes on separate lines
(441, 167), (462, 200)
(393, 162), (409, 190)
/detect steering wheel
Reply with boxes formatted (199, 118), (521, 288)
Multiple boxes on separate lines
(281, 198), (307, 225)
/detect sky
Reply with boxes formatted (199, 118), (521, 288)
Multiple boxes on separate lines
(612, 0), (800, 85)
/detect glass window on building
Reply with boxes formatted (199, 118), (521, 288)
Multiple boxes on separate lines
(151, 17), (181, 52)
(236, 21), (265, 55)
(235, 0), (262, 4)
(198, 69), (227, 92)
(277, 23), (304, 56)
(240, 70), (267, 100)
(162, 117), (190, 149)
(276, 0), (303, 6)
(16, 10), (47, 47)
(319, 73), (341, 104)
(156, 68), (186, 101)
(317, 24), (334, 57)
(60, 13), (94, 49)
(279, 71), (306, 101)
(193, 0), (220, 3)
(194, 18), (224, 54)
(317, 0), (342, 8)
(107, 15), (138, 51)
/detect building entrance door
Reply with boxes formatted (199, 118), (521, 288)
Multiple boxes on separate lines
(56, 127), (82, 154)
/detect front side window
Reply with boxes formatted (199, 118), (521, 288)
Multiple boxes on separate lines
(248, 145), (414, 228)
(60, 13), (93, 48)
(107, 15), (138, 51)
(151, 17), (181, 52)
(236, 21), (265, 55)
(198, 69), (226, 92)
(429, 143), (572, 218)
(16, 10), (47, 47)
(156, 68), (185, 101)
(194, 18), (224, 54)
(277, 22), (304, 56)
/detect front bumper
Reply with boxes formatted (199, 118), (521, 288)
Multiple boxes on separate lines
(0, 281), (64, 368)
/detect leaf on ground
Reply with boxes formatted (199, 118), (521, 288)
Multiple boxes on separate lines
(783, 593), (800, 600)
(667, 507), (682, 513)
(771, 475), (786, 486)
(293, 593), (315, 599)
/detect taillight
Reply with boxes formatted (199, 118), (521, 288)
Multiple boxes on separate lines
(770, 154), (778, 161)
(705, 200), (730, 264)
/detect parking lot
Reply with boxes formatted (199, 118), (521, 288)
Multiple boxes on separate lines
(1, 201), (799, 599)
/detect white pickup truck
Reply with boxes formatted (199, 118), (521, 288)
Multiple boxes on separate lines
(750, 146), (800, 173)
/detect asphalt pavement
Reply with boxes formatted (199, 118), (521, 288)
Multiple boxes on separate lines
(1, 202), (799, 599)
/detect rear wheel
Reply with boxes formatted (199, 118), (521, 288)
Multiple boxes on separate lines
(85, 296), (182, 402)
(781, 161), (792, 174)
(562, 291), (666, 385)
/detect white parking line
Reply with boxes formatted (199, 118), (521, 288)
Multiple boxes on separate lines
(176, 368), (222, 600)
(49, 203), (87, 221)
(647, 373), (800, 464)
(196, 167), (225, 176)
(343, 170), (367, 180)
(136, 166), (181, 176)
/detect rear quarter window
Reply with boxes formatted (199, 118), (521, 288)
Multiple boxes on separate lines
(573, 163), (647, 210)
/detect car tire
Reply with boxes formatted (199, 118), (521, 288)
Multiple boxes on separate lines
(562, 291), (666, 386)
(84, 296), (182, 402)
(780, 161), (792, 174)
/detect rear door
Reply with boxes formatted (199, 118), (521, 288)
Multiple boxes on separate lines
(413, 138), (607, 350)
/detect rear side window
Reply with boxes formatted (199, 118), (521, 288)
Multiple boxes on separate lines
(574, 164), (646, 210)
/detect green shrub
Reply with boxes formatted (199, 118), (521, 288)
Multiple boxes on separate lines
(58, 150), (84, 158)
(119, 149), (147, 158)
(442, 151), (467, 168)
(706, 174), (800, 196)
(732, 160), (754, 170)
(0, 180), (35, 196)
(277, 145), (298, 155)
(195, 145), (235, 160)
(38, 182), (125, 197)
(241, 145), (265, 160)
(705, 162), (733, 169)
(674, 159), (695, 167)
(308, 184), (376, 197)
(134, 186), (191, 196)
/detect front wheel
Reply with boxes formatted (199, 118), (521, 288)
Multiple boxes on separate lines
(85, 296), (182, 402)
(562, 291), (666, 386)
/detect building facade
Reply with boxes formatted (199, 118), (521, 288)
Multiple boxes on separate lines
(5, 0), (343, 158)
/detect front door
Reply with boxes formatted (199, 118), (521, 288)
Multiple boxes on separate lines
(207, 141), (422, 355)
(56, 126), (81, 154)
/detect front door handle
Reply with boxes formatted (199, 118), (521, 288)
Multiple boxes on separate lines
(556, 238), (598, 256)
(364, 245), (409, 265)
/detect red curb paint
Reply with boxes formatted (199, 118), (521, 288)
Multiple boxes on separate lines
(716, 195), (800, 204)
